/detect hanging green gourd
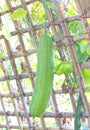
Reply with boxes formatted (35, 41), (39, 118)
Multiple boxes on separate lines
(29, 32), (54, 117)
(74, 95), (83, 130)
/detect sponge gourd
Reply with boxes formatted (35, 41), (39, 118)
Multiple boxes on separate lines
(30, 33), (54, 117)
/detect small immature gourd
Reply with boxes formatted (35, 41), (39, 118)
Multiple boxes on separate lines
(29, 33), (54, 117)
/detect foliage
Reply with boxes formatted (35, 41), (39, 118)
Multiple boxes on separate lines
(53, 1), (90, 90)
(87, 48), (90, 56)
(82, 69), (90, 86)
(11, 8), (27, 20)
(55, 60), (73, 75)
(0, 0), (90, 128)
(0, 51), (4, 59)
(74, 41), (89, 63)
(68, 21), (84, 36)
(30, 1), (45, 24)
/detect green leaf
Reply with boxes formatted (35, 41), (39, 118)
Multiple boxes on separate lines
(30, 1), (45, 24)
(79, 41), (88, 53)
(11, 8), (27, 20)
(74, 42), (88, 63)
(68, 21), (83, 36)
(54, 62), (63, 75)
(85, 87), (90, 93)
(70, 76), (78, 88)
(77, 53), (88, 63)
(54, 59), (64, 75)
(82, 69), (90, 86)
(63, 61), (73, 74)
(56, 63), (64, 75)
(0, 51), (4, 59)
(67, 6), (76, 16)
(87, 48), (90, 56)
(54, 61), (73, 75)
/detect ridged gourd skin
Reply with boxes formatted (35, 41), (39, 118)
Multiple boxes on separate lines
(29, 33), (54, 117)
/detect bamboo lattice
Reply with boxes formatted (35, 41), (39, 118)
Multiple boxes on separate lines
(0, 0), (90, 129)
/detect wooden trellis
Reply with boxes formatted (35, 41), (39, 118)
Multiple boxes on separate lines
(0, 0), (90, 129)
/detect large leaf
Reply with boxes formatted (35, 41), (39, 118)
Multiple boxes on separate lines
(63, 61), (73, 74)
(55, 61), (73, 75)
(74, 43), (88, 63)
(54, 55), (63, 75)
(56, 63), (64, 75)
(11, 8), (27, 20)
(79, 40), (88, 53)
(82, 69), (90, 86)
(77, 53), (88, 63)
